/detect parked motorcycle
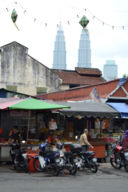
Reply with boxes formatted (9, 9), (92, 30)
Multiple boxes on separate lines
(56, 143), (77, 175)
(70, 144), (98, 173)
(110, 143), (123, 169)
(33, 143), (62, 176)
(110, 143), (128, 172)
(10, 142), (29, 172)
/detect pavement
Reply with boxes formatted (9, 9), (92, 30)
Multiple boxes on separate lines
(0, 161), (115, 173)
(0, 160), (128, 177)
(1, 161), (128, 192)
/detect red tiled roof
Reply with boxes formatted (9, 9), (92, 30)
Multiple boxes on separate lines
(38, 79), (121, 101)
(75, 67), (102, 75)
(53, 69), (105, 85)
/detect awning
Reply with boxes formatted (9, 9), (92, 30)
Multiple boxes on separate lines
(0, 98), (24, 109)
(57, 102), (119, 118)
(107, 102), (128, 118)
(0, 98), (70, 110)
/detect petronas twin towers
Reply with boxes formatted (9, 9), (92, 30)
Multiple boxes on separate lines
(53, 23), (91, 70)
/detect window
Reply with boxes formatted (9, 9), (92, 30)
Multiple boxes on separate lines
(37, 87), (47, 95)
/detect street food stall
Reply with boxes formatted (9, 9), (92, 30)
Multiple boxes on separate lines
(0, 98), (69, 162)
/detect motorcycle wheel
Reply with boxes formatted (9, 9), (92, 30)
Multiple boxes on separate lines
(124, 162), (128, 172)
(89, 161), (98, 173)
(110, 157), (122, 169)
(14, 160), (21, 172)
(62, 162), (77, 175)
(14, 164), (19, 171)
(33, 158), (42, 172)
(69, 162), (77, 175)
(53, 166), (60, 176)
(21, 161), (28, 172)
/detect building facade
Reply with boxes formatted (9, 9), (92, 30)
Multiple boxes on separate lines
(53, 23), (66, 70)
(77, 29), (91, 68)
(103, 60), (118, 81)
(0, 41), (61, 96)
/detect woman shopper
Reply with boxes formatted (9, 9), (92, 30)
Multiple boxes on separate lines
(122, 130), (128, 148)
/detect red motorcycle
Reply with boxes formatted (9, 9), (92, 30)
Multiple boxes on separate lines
(110, 143), (128, 172)
(110, 143), (123, 169)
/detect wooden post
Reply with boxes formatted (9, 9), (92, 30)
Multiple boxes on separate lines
(27, 110), (31, 140)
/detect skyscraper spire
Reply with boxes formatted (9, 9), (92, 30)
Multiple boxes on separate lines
(53, 23), (66, 69)
(77, 28), (91, 68)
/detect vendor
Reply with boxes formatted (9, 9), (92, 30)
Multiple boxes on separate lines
(8, 126), (21, 144)
(48, 118), (57, 131)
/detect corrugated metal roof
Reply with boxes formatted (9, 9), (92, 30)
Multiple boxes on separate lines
(50, 101), (120, 118)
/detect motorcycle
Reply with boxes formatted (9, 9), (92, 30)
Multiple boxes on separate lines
(110, 143), (123, 169)
(110, 143), (128, 172)
(70, 144), (98, 173)
(10, 142), (29, 172)
(33, 143), (62, 176)
(56, 143), (77, 175)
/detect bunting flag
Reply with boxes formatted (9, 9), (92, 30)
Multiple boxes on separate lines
(90, 87), (101, 102)
(4, 1), (128, 30)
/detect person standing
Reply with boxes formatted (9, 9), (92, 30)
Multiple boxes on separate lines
(122, 130), (128, 148)
(80, 129), (93, 151)
(8, 126), (21, 144)
(8, 126), (21, 163)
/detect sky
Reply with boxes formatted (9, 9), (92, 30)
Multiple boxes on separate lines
(0, 0), (128, 78)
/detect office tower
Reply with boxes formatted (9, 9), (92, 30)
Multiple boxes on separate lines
(77, 28), (91, 68)
(53, 23), (66, 69)
(103, 60), (118, 81)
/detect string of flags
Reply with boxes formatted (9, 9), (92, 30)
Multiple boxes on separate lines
(4, 1), (128, 30)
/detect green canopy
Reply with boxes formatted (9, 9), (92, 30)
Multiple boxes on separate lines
(8, 98), (70, 110)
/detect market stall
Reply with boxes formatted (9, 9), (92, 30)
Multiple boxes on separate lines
(0, 98), (69, 162)
(57, 101), (120, 160)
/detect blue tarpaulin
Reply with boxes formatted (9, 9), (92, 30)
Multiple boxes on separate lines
(107, 102), (128, 118)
